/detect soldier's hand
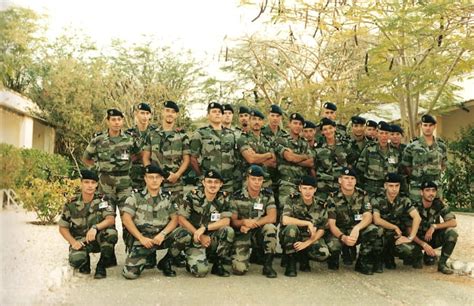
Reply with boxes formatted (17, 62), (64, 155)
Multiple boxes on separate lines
(85, 228), (97, 243)
(139, 236), (154, 249)
(294, 241), (309, 251)
(153, 233), (165, 246)
(194, 226), (206, 243)
(200, 235), (211, 248)
(344, 235), (357, 246)
(71, 241), (84, 251)
(243, 219), (259, 229)
(423, 243), (436, 257)
(167, 172), (180, 184)
(240, 225), (251, 234)
(424, 227), (435, 241)
(394, 226), (402, 238)
(395, 236), (411, 245)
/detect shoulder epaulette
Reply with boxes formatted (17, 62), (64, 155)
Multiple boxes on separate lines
(93, 131), (103, 138)
(289, 192), (300, 199)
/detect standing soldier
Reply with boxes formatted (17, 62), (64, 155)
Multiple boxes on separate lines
(346, 116), (368, 168)
(59, 170), (118, 279)
(221, 104), (234, 130)
(315, 102), (348, 143)
(365, 120), (378, 142)
(356, 121), (400, 197)
(401, 114), (447, 202)
(231, 165), (278, 278)
(326, 168), (383, 275)
(121, 165), (192, 279)
(235, 106), (251, 138)
(280, 176), (330, 277)
(128, 102), (155, 189)
(410, 181), (457, 275)
(190, 102), (237, 194)
(371, 173), (422, 271)
(178, 170), (235, 277)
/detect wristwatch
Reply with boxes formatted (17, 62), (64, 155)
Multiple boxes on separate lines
(91, 224), (98, 230)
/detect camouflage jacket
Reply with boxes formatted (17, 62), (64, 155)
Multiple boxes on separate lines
(414, 198), (455, 235)
(59, 193), (115, 238)
(276, 134), (311, 183)
(282, 193), (328, 230)
(315, 123), (349, 144)
(237, 131), (274, 177)
(327, 188), (371, 231)
(127, 125), (156, 165)
(230, 187), (276, 220)
(261, 125), (288, 141)
(314, 140), (349, 183)
(356, 143), (400, 182)
(346, 136), (370, 167)
(371, 194), (415, 228)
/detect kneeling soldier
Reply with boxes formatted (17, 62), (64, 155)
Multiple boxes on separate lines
(121, 165), (191, 279)
(59, 170), (118, 279)
(178, 170), (235, 277)
(231, 165), (278, 278)
(371, 173), (422, 271)
(280, 176), (330, 277)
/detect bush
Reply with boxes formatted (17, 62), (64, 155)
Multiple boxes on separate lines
(0, 144), (23, 189)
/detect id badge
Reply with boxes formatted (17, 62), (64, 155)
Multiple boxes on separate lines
(210, 212), (221, 221)
(99, 201), (109, 209)
(120, 152), (130, 160)
(388, 157), (396, 164)
(253, 203), (264, 210)
(354, 214), (362, 221)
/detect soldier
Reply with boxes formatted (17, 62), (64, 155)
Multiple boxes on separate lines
(121, 165), (192, 279)
(261, 104), (288, 140)
(302, 120), (318, 178)
(178, 170), (235, 277)
(280, 176), (330, 277)
(313, 118), (349, 200)
(236, 106), (251, 137)
(355, 121), (400, 197)
(346, 116), (368, 168)
(58, 170), (118, 279)
(326, 168), (383, 275)
(222, 104), (234, 130)
(231, 165), (278, 278)
(128, 102), (155, 189)
(371, 173), (422, 271)
(401, 114), (447, 202)
(410, 181), (457, 275)
(365, 120), (378, 141)
(190, 102), (237, 194)
(315, 102), (348, 143)
(276, 113), (313, 211)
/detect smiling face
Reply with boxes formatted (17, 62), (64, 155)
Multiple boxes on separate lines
(289, 119), (303, 135)
(163, 107), (178, 125)
(202, 178), (223, 196)
(299, 184), (316, 203)
(352, 123), (365, 137)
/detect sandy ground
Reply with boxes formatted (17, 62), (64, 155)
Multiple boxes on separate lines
(0, 208), (473, 306)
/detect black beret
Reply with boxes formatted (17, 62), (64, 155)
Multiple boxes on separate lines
(377, 121), (392, 132)
(80, 170), (99, 182)
(208, 102), (223, 113)
(391, 124), (404, 134)
(323, 102), (337, 111)
(351, 116), (366, 125)
(239, 106), (251, 115)
(269, 104), (283, 115)
(136, 102), (152, 113)
(222, 104), (234, 113)
(303, 120), (317, 129)
(366, 120), (377, 128)
(145, 165), (168, 178)
(107, 108), (124, 118)
(204, 169), (223, 181)
(385, 173), (402, 183)
(300, 175), (317, 187)
(340, 167), (357, 177)
(421, 114), (437, 124)
(250, 109), (265, 119)
(421, 180), (438, 190)
(319, 117), (336, 128)
(247, 165), (265, 177)
(289, 113), (305, 123)
(164, 100), (179, 112)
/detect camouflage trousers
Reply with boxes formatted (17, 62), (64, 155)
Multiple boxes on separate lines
(424, 228), (458, 259)
(280, 225), (330, 261)
(326, 224), (384, 258)
(232, 224), (277, 274)
(122, 227), (191, 279)
(129, 163), (145, 190)
(69, 228), (118, 268)
(383, 229), (421, 260)
(98, 173), (132, 213)
(185, 226), (235, 277)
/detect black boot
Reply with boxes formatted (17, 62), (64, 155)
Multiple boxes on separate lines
(104, 249), (117, 268)
(437, 255), (454, 275)
(172, 251), (187, 268)
(342, 246), (354, 265)
(211, 258), (230, 277)
(299, 250), (311, 272)
(373, 254), (384, 273)
(355, 255), (373, 275)
(157, 253), (177, 277)
(280, 253), (288, 267)
(144, 251), (157, 269)
(79, 254), (91, 274)
(249, 248), (264, 265)
(262, 254), (277, 278)
(284, 253), (297, 277)
(94, 256), (107, 279)
(327, 252), (340, 270)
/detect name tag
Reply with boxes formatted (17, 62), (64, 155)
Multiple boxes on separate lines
(253, 203), (264, 211)
(388, 157), (397, 164)
(354, 214), (362, 221)
(120, 152), (130, 160)
(210, 212), (221, 221)
(99, 201), (109, 209)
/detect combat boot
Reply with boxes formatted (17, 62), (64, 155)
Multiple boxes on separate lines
(423, 253), (436, 266)
(144, 251), (157, 269)
(327, 252), (340, 270)
(104, 250), (117, 268)
(78, 254), (91, 274)
(342, 246), (354, 265)
(355, 255), (373, 275)
(262, 254), (277, 278)
(384, 255), (396, 270)
(211, 258), (230, 277)
(298, 250), (311, 272)
(249, 248), (264, 265)
(280, 253), (288, 267)
(172, 251), (187, 268)
(284, 253), (297, 277)
(372, 254), (384, 273)
(437, 255), (454, 275)
(157, 253), (177, 277)
(94, 256), (107, 279)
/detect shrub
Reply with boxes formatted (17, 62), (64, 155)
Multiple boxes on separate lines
(0, 144), (23, 189)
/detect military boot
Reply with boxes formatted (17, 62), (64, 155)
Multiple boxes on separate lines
(157, 253), (177, 277)
(249, 248), (264, 265)
(284, 253), (297, 277)
(298, 250), (311, 272)
(78, 254), (91, 274)
(372, 254), (384, 273)
(437, 255), (454, 275)
(423, 253), (436, 266)
(172, 251), (187, 268)
(327, 252), (340, 270)
(94, 256), (107, 279)
(262, 254), (277, 278)
(144, 251), (157, 269)
(355, 255), (373, 275)
(342, 246), (354, 265)
(280, 253), (288, 267)
(211, 258), (230, 277)
(104, 249), (117, 268)
(384, 255), (396, 270)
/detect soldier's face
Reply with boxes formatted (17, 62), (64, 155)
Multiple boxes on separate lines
(250, 116), (264, 131)
(268, 113), (281, 127)
(352, 124), (365, 137)
(321, 125), (336, 140)
(421, 123), (436, 137)
(390, 132), (402, 145)
(247, 175), (264, 193)
(163, 108), (177, 124)
(222, 110), (233, 125)
(107, 116), (124, 132)
(145, 173), (164, 191)
(384, 182), (400, 198)
(377, 130), (390, 146)
(339, 175), (356, 192)
(239, 113), (250, 127)
(81, 179), (98, 195)
(135, 110), (151, 125)
(299, 185), (316, 201)
(322, 109), (336, 121)
(303, 128), (316, 142)
(421, 187), (437, 202)
(365, 127), (376, 138)
(289, 120), (303, 135)
(208, 109), (222, 124)
(202, 178), (223, 195)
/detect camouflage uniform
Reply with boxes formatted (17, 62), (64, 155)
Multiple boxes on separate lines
(144, 127), (190, 201)
(401, 137), (447, 202)
(346, 136), (370, 168)
(231, 187), (277, 274)
(280, 193), (330, 261)
(59, 193), (118, 269)
(314, 140), (349, 199)
(178, 188), (235, 277)
(121, 189), (191, 279)
(355, 143), (400, 196)
(127, 125), (156, 189)
(190, 126), (237, 193)
(315, 123), (348, 144)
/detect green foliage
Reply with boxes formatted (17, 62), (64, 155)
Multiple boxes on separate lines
(443, 125), (474, 210)
(0, 144), (23, 189)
